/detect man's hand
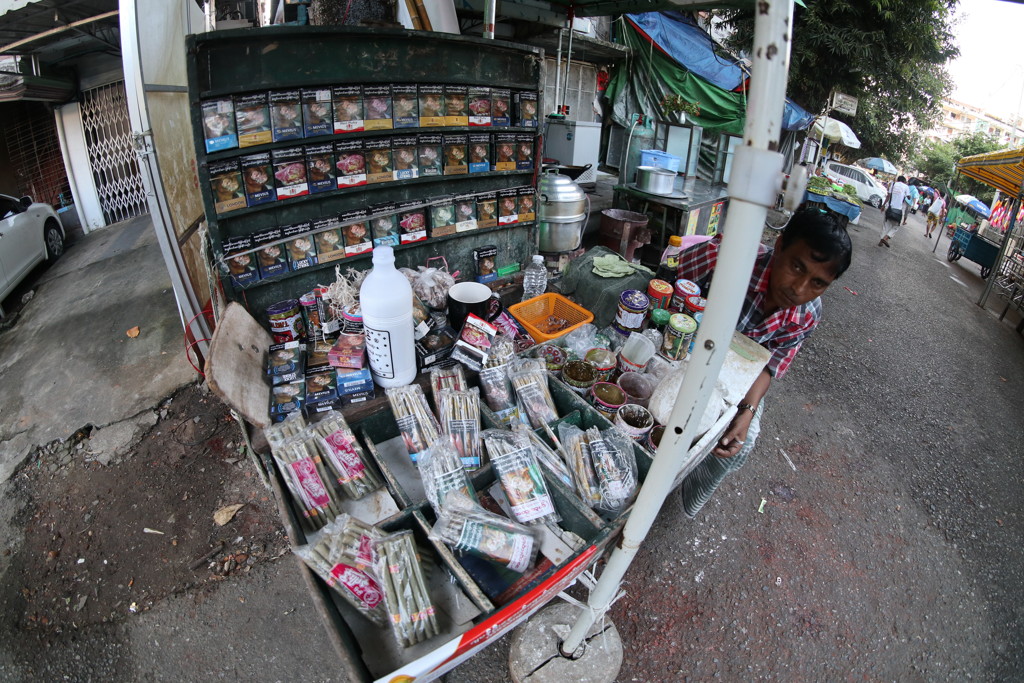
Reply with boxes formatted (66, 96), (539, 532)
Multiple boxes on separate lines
(712, 410), (754, 458)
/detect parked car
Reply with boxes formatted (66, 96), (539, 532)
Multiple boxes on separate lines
(822, 161), (887, 208)
(0, 194), (65, 306)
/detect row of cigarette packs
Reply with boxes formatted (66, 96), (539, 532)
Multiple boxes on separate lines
(209, 132), (536, 215)
(221, 186), (537, 288)
(202, 85), (539, 153)
(268, 340), (375, 422)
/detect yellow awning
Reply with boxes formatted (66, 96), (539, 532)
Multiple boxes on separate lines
(956, 147), (1024, 197)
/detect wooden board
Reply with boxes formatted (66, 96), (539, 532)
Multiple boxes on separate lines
(205, 302), (273, 427)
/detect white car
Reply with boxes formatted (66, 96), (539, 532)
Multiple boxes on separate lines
(823, 161), (887, 208)
(0, 194), (65, 306)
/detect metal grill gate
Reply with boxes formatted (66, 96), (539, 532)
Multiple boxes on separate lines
(80, 81), (148, 224)
(2, 103), (71, 208)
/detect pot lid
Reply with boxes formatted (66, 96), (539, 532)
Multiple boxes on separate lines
(538, 168), (586, 203)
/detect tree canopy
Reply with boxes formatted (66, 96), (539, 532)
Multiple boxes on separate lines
(913, 130), (1004, 200)
(716, 0), (960, 163)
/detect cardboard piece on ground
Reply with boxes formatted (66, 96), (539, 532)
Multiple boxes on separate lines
(205, 302), (273, 428)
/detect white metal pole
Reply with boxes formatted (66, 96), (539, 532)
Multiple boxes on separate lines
(482, 0), (496, 39)
(554, 28), (564, 116)
(560, 0), (794, 656)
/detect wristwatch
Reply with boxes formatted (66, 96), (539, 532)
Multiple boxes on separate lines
(737, 402), (757, 416)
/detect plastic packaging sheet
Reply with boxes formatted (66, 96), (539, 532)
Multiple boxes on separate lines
(430, 501), (541, 574)
(482, 429), (561, 526)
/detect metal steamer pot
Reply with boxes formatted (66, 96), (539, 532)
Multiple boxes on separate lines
(538, 169), (590, 252)
(635, 165), (676, 196)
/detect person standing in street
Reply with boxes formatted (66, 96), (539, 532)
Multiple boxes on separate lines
(926, 191), (946, 238)
(674, 207), (853, 517)
(880, 175), (910, 247)
(903, 179), (920, 225)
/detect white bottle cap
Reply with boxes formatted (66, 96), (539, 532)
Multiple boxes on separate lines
(373, 245), (395, 265)
(532, 254), (544, 264)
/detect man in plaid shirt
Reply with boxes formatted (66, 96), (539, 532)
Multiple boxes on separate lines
(675, 207), (852, 517)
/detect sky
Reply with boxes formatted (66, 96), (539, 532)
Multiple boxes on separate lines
(946, 0), (1024, 120)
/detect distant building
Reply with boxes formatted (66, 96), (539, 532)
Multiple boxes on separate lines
(924, 97), (1024, 147)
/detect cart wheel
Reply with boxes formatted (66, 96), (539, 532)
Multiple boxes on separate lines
(947, 243), (961, 262)
(981, 265), (992, 279)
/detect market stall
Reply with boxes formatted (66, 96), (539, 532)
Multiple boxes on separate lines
(193, 21), (781, 682)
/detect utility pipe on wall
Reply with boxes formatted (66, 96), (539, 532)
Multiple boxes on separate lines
(482, 0), (496, 39)
(560, 0), (795, 657)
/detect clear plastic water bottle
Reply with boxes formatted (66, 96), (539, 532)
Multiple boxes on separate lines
(521, 255), (547, 302)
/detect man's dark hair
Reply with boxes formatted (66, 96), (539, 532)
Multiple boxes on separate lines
(897, 175), (907, 183)
(780, 205), (853, 278)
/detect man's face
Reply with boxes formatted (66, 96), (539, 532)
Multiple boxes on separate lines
(766, 237), (838, 312)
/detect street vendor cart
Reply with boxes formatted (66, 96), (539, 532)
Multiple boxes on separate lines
(947, 225), (1000, 278)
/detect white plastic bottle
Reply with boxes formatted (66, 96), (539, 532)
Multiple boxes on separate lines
(359, 246), (417, 388)
(521, 255), (548, 302)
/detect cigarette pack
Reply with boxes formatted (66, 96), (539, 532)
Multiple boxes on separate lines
(498, 188), (519, 225)
(397, 199), (427, 244)
(208, 159), (246, 215)
(305, 395), (342, 417)
(306, 341), (334, 374)
(468, 86), (491, 127)
(490, 88), (511, 127)
(429, 195), (457, 238)
(388, 135), (417, 181)
(340, 207), (372, 256)
(305, 369), (339, 404)
(283, 221), (317, 270)
(253, 227), (287, 279)
(329, 333), (366, 369)
(370, 202), (399, 247)
(363, 85), (393, 131)
(305, 143), (336, 194)
(417, 134), (443, 177)
(514, 91), (539, 128)
(267, 341), (306, 384)
(312, 215), (346, 263)
(222, 235), (259, 288)
(467, 133), (491, 174)
(332, 85), (364, 133)
(418, 84), (445, 127)
(335, 139), (366, 188)
(201, 98), (238, 153)
(269, 89), (304, 142)
(301, 87), (333, 138)
(239, 152), (277, 207)
(270, 379), (305, 422)
(272, 146), (309, 199)
(234, 92), (272, 147)
(416, 325), (458, 368)
(339, 387), (376, 407)
(473, 244), (498, 284)
(476, 191), (497, 229)
(336, 366), (374, 393)
(443, 133), (468, 176)
(364, 137), (393, 185)
(453, 193), (478, 232)
(392, 84), (419, 128)
(517, 186), (537, 222)
(493, 133), (517, 171)
(451, 314), (498, 372)
(515, 133), (535, 171)
(444, 85), (468, 126)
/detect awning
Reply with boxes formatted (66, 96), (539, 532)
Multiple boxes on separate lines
(956, 147), (1024, 198)
(810, 116), (860, 149)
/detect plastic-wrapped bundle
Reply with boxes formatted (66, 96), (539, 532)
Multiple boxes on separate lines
(437, 387), (483, 469)
(272, 437), (342, 531)
(430, 502), (540, 573)
(375, 531), (439, 647)
(558, 423), (601, 508)
(264, 412), (307, 452)
(586, 426), (638, 513)
(418, 435), (477, 516)
(430, 364), (467, 410)
(482, 429), (560, 526)
(513, 423), (573, 488)
(293, 514), (387, 626)
(386, 384), (441, 463)
(508, 359), (558, 429)
(311, 411), (383, 499)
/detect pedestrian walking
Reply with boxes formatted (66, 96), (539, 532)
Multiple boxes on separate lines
(880, 175), (910, 247)
(903, 179), (920, 225)
(674, 207), (853, 517)
(925, 191), (946, 238)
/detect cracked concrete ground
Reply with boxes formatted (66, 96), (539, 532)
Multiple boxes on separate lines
(0, 214), (196, 482)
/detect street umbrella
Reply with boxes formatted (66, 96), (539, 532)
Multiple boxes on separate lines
(810, 116), (861, 149)
(954, 194), (992, 218)
(858, 157), (897, 174)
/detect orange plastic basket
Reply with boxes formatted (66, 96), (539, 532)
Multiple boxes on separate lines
(508, 293), (594, 343)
